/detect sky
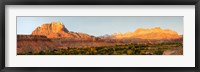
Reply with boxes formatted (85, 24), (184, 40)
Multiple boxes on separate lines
(17, 16), (183, 36)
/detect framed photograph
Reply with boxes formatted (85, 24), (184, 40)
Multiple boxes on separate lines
(0, 0), (200, 72)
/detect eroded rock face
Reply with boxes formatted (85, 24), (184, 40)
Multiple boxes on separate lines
(32, 21), (69, 36)
(31, 21), (94, 39)
(113, 27), (181, 40)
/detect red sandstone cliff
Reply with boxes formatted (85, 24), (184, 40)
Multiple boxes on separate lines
(31, 21), (95, 40)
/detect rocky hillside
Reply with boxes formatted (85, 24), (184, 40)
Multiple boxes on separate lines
(32, 21), (95, 40)
(17, 35), (61, 53)
(112, 27), (181, 40)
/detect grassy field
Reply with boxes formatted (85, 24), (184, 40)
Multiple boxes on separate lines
(17, 42), (183, 55)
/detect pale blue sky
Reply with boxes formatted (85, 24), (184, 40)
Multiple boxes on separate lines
(17, 16), (183, 36)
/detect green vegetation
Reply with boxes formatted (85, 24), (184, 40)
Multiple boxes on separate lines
(17, 42), (183, 55)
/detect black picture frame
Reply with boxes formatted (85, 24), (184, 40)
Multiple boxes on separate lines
(0, 0), (200, 72)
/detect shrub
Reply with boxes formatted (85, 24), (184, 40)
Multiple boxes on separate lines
(154, 50), (164, 55)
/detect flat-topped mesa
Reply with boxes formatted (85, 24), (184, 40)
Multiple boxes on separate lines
(31, 21), (69, 36)
(133, 27), (178, 35)
(113, 27), (181, 40)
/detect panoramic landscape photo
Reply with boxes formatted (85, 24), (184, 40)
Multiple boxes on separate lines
(17, 16), (183, 55)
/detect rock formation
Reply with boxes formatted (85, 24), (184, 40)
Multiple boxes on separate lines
(17, 35), (61, 53)
(31, 21), (94, 39)
(32, 21), (69, 36)
(113, 27), (181, 40)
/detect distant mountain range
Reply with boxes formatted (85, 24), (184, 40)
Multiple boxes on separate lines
(103, 27), (181, 40)
(31, 21), (181, 40)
